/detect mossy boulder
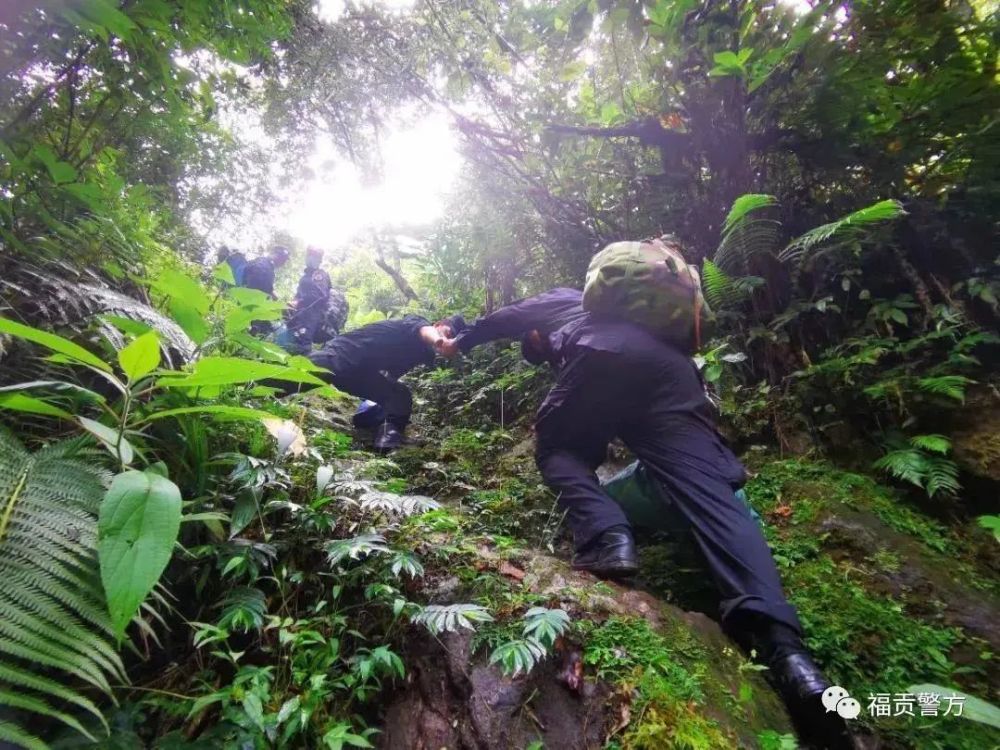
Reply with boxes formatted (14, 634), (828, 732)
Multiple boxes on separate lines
(381, 539), (796, 749)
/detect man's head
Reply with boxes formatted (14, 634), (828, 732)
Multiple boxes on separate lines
(305, 246), (324, 269)
(434, 314), (467, 339)
(269, 245), (291, 267)
(216, 246), (231, 263)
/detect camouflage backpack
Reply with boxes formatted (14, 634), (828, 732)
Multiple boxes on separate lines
(582, 236), (710, 352)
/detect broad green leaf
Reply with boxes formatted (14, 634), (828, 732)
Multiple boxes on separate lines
(212, 262), (236, 285)
(230, 489), (260, 538)
(230, 333), (289, 363)
(99, 470), (182, 639)
(76, 0), (137, 41)
(977, 515), (1000, 543)
(168, 300), (210, 345)
(102, 315), (154, 337)
(160, 356), (327, 389)
(79, 417), (134, 465)
(907, 684), (1000, 729)
(242, 693), (265, 731)
(151, 269), (211, 314)
(0, 317), (112, 372)
(0, 379), (105, 402)
(136, 405), (281, 424)
(118, 331), (161, 382)
(0, 393), (73, 419)
(32, 144), (77, 183)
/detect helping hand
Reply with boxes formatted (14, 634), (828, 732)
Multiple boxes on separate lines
(435, 338), (460, 358)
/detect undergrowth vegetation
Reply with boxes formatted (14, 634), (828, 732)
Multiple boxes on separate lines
(1, 0), (999, 748)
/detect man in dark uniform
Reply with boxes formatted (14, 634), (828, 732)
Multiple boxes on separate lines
(281, 246), (331, 354)
(216, 246), (248, 286)
(241, 246), (290, 334)
(279, 314), (464, 452)
(439, 290), (846, 743)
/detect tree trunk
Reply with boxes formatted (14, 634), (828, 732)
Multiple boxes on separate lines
(374, 246), (420, 303)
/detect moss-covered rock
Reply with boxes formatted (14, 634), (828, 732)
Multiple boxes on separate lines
(382, 537), (795, 749)
(743, 457), (1000, 750)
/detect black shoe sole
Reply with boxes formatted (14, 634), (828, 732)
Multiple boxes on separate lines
(571, 560), (640, 579)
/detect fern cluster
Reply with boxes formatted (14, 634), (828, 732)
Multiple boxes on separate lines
(0, 431), (124, 747)
(873, 434), (962, 498)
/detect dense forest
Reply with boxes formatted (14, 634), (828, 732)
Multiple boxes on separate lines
(0, 1), (998, 748)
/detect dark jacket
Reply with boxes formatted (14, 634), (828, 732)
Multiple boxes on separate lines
(454, 288), (587, 354)
(313, 315), (433, 377)
(242, 257), (277, 297)
(453, 288), (637, 363)
(287, 267), (332, 342)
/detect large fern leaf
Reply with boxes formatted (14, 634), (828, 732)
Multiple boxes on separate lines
(714, 194), (782, 273)
(701, 259), (764, 311)
(778, 199), (905, 265)
(0, 431), (123, 743)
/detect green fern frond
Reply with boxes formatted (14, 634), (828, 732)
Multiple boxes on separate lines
(778, 199), (905, 265)
(916, 375), (974, 402)
(924, 457), (961, 498)
(489, 637), (548, 677)
(714, 195), (782, 274)
(722, 194), (778, 236)
(411, 603), (493, 635)
(701, 259), (764, 311)
(873, 448), (926, 488)
(909, 435), (951, 454)
(0, 720), (49, 750)
(0, 431), (120, 742)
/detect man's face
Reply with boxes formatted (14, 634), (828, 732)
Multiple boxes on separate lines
(305, 251), (322, 269)
(434, 322), (453, 338)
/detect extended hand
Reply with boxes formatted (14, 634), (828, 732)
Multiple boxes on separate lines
(436, 338), (460, 358)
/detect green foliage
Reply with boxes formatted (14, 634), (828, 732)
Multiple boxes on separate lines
(489, 638), (548, 677)
(907, 684), (1000, 731)
(873, 435), (961, 498)
(778, 200), (906, 265)
(411, 603), (494, 635)
(0, 432), (123, 742)
(488, 607), (571, 677)
(98, 468), (182, 638)
(978, 515), (1000, 544)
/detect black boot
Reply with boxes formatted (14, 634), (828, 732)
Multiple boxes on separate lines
(571, 526), (639, 578)
(374, 423), (404, 453)
(771, 651), (854, 749)
(753, 621), (853, 750)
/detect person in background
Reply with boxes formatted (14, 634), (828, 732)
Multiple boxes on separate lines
(439, 292), (847, 744)
(216, 246), (248, 286)
(279, 246), (331, 354)
(278, 314), (466, 452)
(241, 245), (290, 334)
(242, 245), (291, 298)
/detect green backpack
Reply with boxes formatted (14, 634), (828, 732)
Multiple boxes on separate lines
(583, 236), (710, 352)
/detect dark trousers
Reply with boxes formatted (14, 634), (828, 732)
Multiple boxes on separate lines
(534, 334), (802, 633)
(308, 350), (413, 430)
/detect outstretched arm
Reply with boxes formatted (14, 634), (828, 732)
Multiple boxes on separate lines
(454, 288), (582, 353)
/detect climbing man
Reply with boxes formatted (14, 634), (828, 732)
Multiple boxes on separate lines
(278, 314), (466, 453)
(278, 246), (332, 354)
(241, 245), (290, 334)
(438, 278), (847, 744)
